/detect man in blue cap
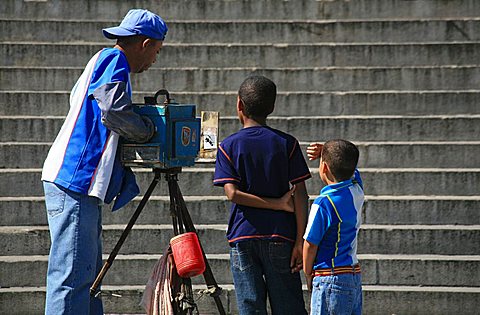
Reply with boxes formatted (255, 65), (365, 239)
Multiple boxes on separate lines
(41, 9), (168, 315)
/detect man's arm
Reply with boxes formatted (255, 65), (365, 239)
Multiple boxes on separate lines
(290, 181), (308, 273)
(223, 183), (295, 212)
(93, 81), (155, 143)
(303, 239), (318, 291)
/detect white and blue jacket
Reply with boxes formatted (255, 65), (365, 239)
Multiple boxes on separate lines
(42, 48), (154, 210)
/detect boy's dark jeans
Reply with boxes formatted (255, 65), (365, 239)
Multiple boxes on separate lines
(229, 239), (307, 315)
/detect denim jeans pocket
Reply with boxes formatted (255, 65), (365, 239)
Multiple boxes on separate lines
(268, 241), (292, 274)
(44, 183), (66, 218)
(230, 244), (253, 272)
(327, 284), (354, 313)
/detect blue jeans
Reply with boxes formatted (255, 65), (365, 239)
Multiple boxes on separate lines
(229, 240), (307, 315)
(310, 273), (362, 315)
(43, 181), (103, 315)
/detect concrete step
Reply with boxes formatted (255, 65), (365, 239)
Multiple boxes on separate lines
(3, 0), (480, 20)
(8, 194), (480, 227)
(2, 141), (480, 169)
(362, 196), (480, 226)
(0, 284), (232, 315)
(361, 285), (480, 315)
(1, 284), (479, 315)
(1, 168), (479, 197)
(118, 168), (480, 197)
(1, 254), (478, 288)
(2, 19), (480, 44)
(0, 224), (228, 256)
(1, 195), (479, 227)
(1, 115), (479, 142)
(2, 90), (480, 117)
(3, 66), (480, 92)
(5, 42), (480, 68)
(0, 224), (478, 256)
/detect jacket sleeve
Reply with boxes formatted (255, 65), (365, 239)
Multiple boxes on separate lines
(92, 81), (155, 143)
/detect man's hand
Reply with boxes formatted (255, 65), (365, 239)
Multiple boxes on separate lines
(290, 240), (303, 273)
(306, 142), (323, 161)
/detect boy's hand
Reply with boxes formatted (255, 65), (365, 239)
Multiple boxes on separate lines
(306, 273), (313, 292)
(279, 185), (296, 212)
(306, 142), (323, 161)
(303, 239), (318, 291)
(290, 240), (303, 273)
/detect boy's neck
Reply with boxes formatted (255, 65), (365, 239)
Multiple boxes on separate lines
(323, 178), (338, 186)
(321, 170), (338, 186)
(242, 116), (267, 128)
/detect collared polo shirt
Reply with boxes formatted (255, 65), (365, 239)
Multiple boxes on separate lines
(304, 170), (364, 269)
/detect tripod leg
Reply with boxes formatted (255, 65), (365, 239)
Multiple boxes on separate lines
(168, 174), (197, 314)
(90, 171), (161, 297)
(168, 174), (185, 235)
(171, 180), (226, 315)
(168, 177), (180, 236)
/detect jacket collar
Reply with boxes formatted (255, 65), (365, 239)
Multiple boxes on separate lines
(320, 177), (355, 196)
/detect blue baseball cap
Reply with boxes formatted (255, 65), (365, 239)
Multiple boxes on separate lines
(103, 9), (168, 41)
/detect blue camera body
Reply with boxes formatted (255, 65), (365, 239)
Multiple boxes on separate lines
(121, 90), (200, 169)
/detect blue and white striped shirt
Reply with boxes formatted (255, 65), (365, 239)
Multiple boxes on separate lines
(304, 170), (364, 269)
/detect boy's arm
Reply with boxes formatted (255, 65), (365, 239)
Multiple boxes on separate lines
(290, 181), (308, 273)
(223, 183), (295, 212)
(303, 239), (318, 291)
(306, 142), (323, 161)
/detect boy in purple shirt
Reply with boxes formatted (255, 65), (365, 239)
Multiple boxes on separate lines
(214, 75), (311, 314)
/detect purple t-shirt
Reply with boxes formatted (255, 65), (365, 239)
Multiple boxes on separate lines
(214, 125), (311, 244)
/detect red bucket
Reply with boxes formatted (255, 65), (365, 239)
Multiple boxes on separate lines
(170, 232), (206, 278)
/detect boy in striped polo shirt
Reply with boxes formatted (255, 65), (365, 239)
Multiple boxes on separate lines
(303, 139), (364, 315)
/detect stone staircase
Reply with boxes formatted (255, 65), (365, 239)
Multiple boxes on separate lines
(1, 0), (480, 314)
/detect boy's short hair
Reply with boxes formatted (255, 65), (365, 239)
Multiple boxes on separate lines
(321, 139), (359, 181)
(116, 34), (150, 46)
(238, 75), (276, 119)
